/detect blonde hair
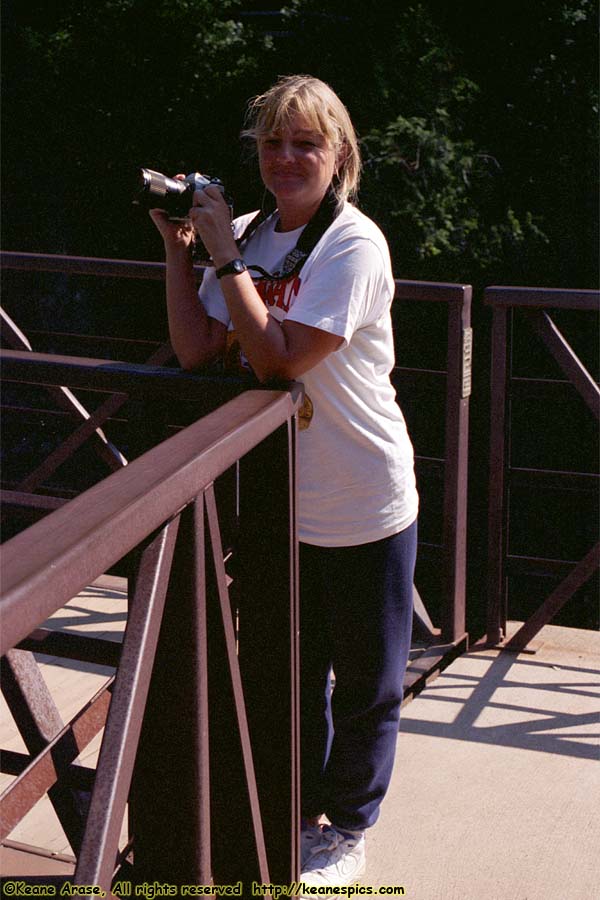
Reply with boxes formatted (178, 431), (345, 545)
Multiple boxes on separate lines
(242, 74), (362, 210)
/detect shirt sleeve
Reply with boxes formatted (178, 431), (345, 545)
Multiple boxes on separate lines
(198, 266), (231, 327)
(284, 235), (393, 347)
(196, 211), (260, 328)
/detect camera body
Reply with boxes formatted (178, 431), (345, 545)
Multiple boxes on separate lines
(134, 167), (229, 220)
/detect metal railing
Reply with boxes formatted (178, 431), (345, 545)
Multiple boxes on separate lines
(484, 286), (600, 649)
(0, 252), (474, 888)
(1, 380), (303, 890)
(393, 279), (472, 647)
(1, 251), (472, 679)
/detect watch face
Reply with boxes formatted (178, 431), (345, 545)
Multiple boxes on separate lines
(217, 258), (246, 278)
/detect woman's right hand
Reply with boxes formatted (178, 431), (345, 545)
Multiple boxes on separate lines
(148, 175), (195, 250)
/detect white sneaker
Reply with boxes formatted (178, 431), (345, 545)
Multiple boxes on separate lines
(301, 825), (366, 893)
(301, 823), (323, 868)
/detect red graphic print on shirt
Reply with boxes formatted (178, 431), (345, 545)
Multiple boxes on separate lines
(223, 273), (303, 375)
(255, 274), (302, 313)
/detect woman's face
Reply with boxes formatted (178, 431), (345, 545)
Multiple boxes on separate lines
(258, 112), (338, 220)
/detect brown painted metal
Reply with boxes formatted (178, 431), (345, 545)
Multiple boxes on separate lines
(394, 278), (471, 303)
(205, 484), (272, 883)
(0, 348), (249, 401)
(74, 518), (181, 890)
(1, 389), (301, 656)
(17, 391), (129, 493)
(484, 287), (600, 646)
(191, 497), (212, 885)
(2, 378), (302, 887)
(484, 285), (599, 310)
(0, 650), (87, 852)
(2, 303), (172, 500)
(486, 306), (509, 644)
(0, 490), (68, 511)
(17, 629), (122, 668)
(2, 382), (302, 887)
(128, 501), (213, 885)
(0, 650), (66, 750)
(235, 419), (301, 882)
(129, 435), (300, 887)
(1, 751), (95, 790)
(524, 310), (600, 417)
(12, 338), (176, 494)
(504, 542), (600, 652)
(1, 250), (476, 889)
(0, 251), (190, 282)
(441, 287), (471, 643)
(0, 681), (113, 841)
(1, 307), (127, 473)
(2, 254), (473, 664)
(394, 279), (472, 646)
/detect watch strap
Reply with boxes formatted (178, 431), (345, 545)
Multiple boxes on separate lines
(215, 258), (247, 279)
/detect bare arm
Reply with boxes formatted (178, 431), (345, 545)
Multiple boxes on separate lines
(218, 269), (343, 381)
(149, 206), (226, 371)
(189, 188), (342, 382)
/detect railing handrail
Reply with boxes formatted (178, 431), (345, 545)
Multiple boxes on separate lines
(0, 250), (203, 281)
(0, 347), (251, 397)
(485, 285), (599, 310)
(394, 278), (471, 303)
(0, 386), (302, 656)
(1, 250), (472, 301)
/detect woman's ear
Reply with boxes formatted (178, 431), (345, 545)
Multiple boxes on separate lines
(334, 141), (348, 178)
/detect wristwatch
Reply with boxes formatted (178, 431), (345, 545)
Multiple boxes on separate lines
(215, 258), (247, 279)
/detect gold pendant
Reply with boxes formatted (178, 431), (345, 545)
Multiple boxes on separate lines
(298, 393), (313, 430)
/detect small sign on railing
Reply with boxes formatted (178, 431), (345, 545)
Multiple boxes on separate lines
(462, 327), (473, 399)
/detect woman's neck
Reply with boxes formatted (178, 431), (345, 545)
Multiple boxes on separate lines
(275, 197), (322, 232)
(274, 216), (305, 233)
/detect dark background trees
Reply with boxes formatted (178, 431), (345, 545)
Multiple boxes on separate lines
(2, 0), (598, 289)
(1, 0), (598, 632)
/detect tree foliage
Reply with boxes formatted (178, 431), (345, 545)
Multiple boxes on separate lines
(2, 0), (597, 287)
(1, 0), (273, 256)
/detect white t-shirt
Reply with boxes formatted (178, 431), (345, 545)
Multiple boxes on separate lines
(199, 202), (419, 547)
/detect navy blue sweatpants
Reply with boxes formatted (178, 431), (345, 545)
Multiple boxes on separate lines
(299, 520), (417, 831)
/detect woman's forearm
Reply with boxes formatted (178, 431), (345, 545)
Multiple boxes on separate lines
(219, 270), (342, 382)
(164, 245), (224, 370)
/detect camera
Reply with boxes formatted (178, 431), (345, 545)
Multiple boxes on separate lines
(133, 167), (229, 220)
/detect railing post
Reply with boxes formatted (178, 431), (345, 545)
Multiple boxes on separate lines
(486, 303), (509, 644)
(236, 418), (301, 883)
(128, 413), (300, 890)
(74, 517), (181, 891)
(129, 500), (212, 884)
(441, 288), (471, 643)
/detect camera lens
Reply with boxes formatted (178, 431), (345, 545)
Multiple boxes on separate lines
(137, 168), (187, 200)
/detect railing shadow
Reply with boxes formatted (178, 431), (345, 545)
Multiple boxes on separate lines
(401, 640), (600, 761)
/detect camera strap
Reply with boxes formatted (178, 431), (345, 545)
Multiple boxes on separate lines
(235, 189), (339, 281)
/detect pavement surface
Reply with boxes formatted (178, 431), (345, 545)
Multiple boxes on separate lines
(365, 624), (600, 900)
(2, 597), (598, 900)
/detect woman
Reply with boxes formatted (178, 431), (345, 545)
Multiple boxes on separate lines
(150, 74), (418, 889)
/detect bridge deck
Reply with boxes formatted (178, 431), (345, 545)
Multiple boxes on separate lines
(1, 584), (598, 900)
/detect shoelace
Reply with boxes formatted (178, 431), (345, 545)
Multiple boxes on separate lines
(307, 827), (347, 859)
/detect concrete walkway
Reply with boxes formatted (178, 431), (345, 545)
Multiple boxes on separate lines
(2, 597), (599, 900)
(366, 624), (600, 900)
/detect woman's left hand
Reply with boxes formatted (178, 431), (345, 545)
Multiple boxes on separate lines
(188, 185), (238, 267)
